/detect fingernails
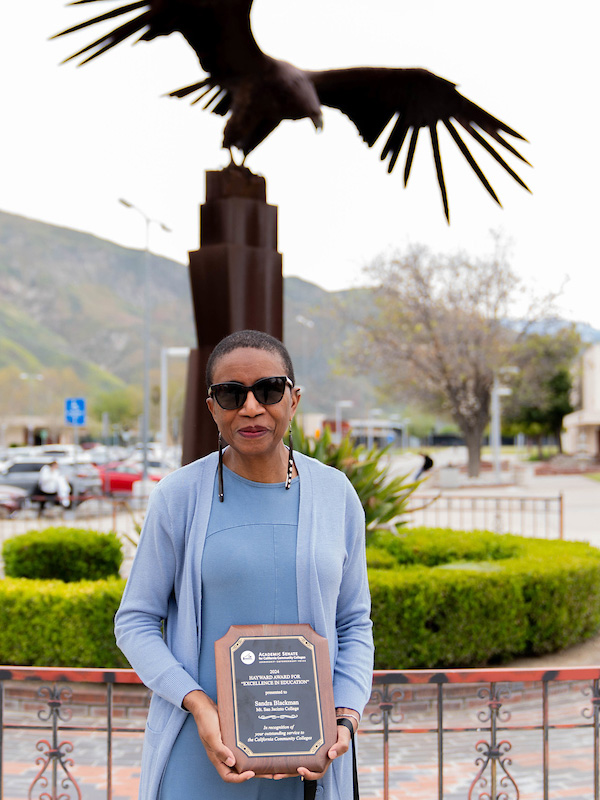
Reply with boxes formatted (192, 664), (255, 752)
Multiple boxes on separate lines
(225, 756), (235, 767)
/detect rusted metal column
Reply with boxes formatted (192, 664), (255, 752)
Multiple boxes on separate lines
(181, 165), (283, 465)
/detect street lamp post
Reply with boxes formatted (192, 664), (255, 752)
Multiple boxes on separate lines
(119, 199), (171, 486)
(391, 414), (410, 450)
(334, 400), (353, 445)
(401, 418), (411, 451)
(160, 347), (191, 464)
(490, 375), (513, 484)
(367, 408), (382, 449)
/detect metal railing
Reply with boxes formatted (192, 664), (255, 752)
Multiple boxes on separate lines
(408, 493), (564, 538)
(0, 499), (143, 574)
(1, 492), (564, 544)
(2, 665), (599, 799)
(0, 667), (144, 800)
(365, 666), (600, 800)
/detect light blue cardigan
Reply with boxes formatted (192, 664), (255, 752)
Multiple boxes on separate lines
(115, 451), (374, 799)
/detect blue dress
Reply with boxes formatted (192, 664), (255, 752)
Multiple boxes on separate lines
(159, 466), (304, 799)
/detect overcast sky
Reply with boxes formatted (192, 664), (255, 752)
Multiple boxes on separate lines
(2, 1), (599, 325)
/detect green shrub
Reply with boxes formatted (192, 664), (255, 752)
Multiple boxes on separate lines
(3, 525), (599, 671)
(370, 528), (520, 566)
(0, 577), (128, 668)
(2, 527), (123, 582)
(370, 564), (527, 668)
(368, 528), (600, 669)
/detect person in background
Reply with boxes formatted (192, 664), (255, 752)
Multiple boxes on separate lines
(38, 461), (71, 508)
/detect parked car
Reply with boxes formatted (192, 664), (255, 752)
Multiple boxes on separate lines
(98, 462), (163, 495)
(0, 458), (103, 501)
(0, 484), (27, 517)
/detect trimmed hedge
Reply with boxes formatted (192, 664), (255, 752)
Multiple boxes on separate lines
(3, 526), (599, 670)
(0, 577), (128, 668)
(2, 527), (123, 582)
(369, 528), (600, 669)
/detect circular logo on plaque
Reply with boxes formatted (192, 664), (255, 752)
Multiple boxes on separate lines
(240, 650), (255, 665)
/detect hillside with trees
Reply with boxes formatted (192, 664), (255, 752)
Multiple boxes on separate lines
(0, 210), (380, 435)
(0, 210), (596, 447)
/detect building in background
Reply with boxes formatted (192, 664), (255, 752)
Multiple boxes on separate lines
(563, 343), (600, 458)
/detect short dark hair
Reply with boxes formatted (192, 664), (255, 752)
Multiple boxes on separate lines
(205, 330), (295, 389)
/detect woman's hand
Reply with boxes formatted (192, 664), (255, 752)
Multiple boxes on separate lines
(182, 690), (255, 783)
(294, 721), (353, 782)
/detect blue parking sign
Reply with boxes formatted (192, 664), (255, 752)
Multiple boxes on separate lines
(65, 397), (86, 427)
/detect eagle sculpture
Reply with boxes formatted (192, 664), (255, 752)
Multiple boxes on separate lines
(55, 0), (530, 220)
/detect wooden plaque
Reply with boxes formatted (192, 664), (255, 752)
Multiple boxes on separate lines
(215, 624), (337, 775)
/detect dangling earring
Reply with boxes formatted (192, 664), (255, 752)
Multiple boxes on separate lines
(285, 422), (295, 490)
(218, 432), (225, 502)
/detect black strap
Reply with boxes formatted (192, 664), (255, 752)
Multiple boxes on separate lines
(304, 779), (318, 800)
(303, 719), (359, 800)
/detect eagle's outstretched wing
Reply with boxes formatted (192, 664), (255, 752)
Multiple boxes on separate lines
(310, 67), (530, 220)
(54, 0), (263, 77)
(55, 3), (530, 220)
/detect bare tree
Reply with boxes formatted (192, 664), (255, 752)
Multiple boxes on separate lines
(346, 239), (546, 476)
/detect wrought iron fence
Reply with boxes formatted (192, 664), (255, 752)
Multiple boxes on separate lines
(2, 665), (599, 799)
(0, 493), (564, 557)
(0, 496), (144, 537)
(407, 493), (564, 538)
(364, 667), (600, 800)
(0, 667), (145, 800)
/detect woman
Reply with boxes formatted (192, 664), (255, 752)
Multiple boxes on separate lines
(115, 330), (374, 799)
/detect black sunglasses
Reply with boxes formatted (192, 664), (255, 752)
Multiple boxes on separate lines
(209, 376), (294, 410)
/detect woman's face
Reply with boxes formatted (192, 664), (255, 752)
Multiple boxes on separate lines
(206, 347), (300, 463)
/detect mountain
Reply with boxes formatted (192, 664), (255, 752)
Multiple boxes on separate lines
(0, 210), (379, 417)
(0, 210), (195, 388)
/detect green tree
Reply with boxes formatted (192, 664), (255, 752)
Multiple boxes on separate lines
(91, 386), (142, 432)
(503, 327), (581, 455)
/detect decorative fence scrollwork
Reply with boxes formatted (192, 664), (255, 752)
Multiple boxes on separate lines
(468, 684), (519, 800)
(28, 686), (81, 800)
(364, 667), (600, 800)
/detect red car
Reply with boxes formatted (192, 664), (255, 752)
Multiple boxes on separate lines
(98, 462), (163, 495)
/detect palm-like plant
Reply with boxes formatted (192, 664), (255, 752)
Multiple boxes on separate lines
(292, 420), (422, 543)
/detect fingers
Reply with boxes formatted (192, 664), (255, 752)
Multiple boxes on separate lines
(201, 733), (256, 782)
(217, 767), (256, 783)
(298, 766), (327, 781)
(202, 735), (236, 769)
(182, 690), (256, 783)
(199, 722), (256, 782)
(329, 724), (351, 759)
(267, 773), (299, 780)
(297, 724), (351, 781)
